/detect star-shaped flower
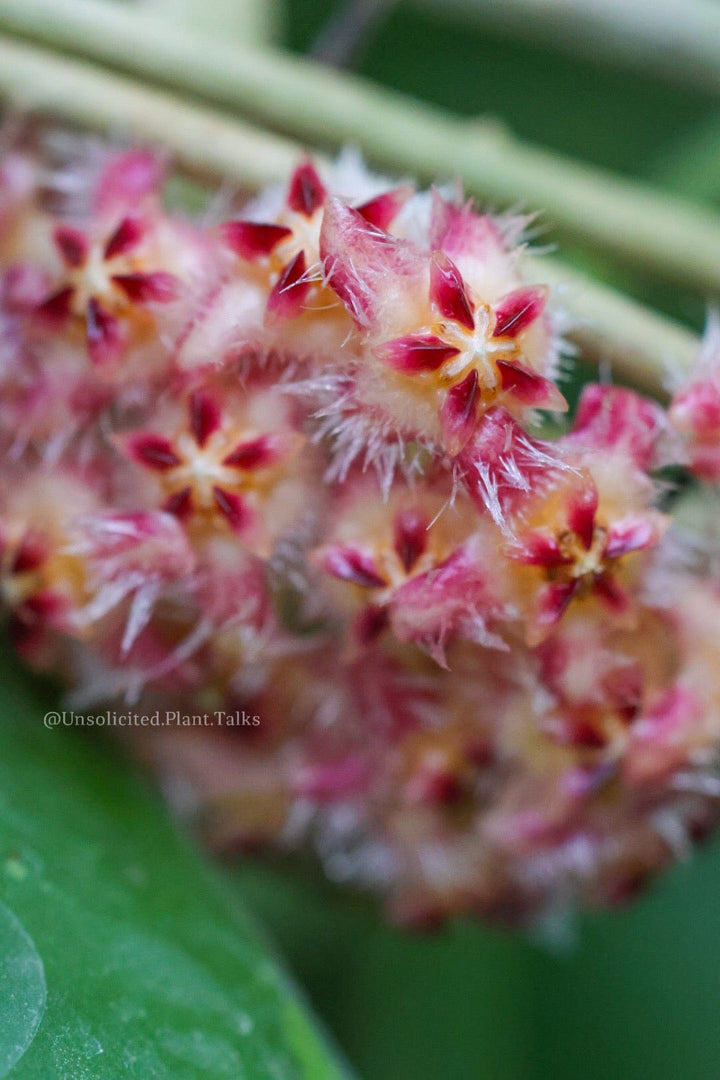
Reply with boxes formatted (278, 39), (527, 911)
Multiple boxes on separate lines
(375, 252), (567, 453)
(37, 215), (178, 364)
(116, 391), (304, 550)
(508, 474), (666, 643)
(221, 158), (410, 321)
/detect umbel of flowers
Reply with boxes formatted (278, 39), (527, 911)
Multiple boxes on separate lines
(3, 134), (720, 927)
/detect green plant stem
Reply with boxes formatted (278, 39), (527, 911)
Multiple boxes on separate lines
(529, 260), (697, 397)
(0, 36), (309, 187)
(0, 35), (699, 395)
(143, 0), (281, 44)
(411, 0), (720, 94)
(0, 0), (720, 296)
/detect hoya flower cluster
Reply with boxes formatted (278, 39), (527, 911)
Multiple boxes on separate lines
(3, 135), (720, 927)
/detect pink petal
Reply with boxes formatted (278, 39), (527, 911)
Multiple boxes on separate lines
(566, 481), (598, 550)
(393, 509), (429, 572)
(625, 686), (702, 785)
(2, 264), (49, 312)
(212, 487), (249, 532)
(534, 580), (579, 634)
(320, 546), (387, 589)
(163, 487), (193, 520)
(36, 286), (74, 325)
(355, 604), (390, 644)
(429, 251), (475, 331)
(430, 193), (505, 263)
(112, 271), (178, 304)
(266, 251), (311, 320)
(573, 384), (666, 469)
(356, 185), (413, 231)
(93, 150), (163, 215)
(320, 198), (421, 326)
(85, 298), (124, 365)
(123, 433), (182, 471)
(219, 220), (292, 260)
(496, 360), (568, 412)
(53, 225), (88, 268)
(406, 767), (463, 807)
(189, 390), (222, 448)
(103, 215), (145, 260)
(294, 754), (371, 801)
(605, 517), (658, 559)
(440, 369), (479, 454)
(593, 572), (629, 613)
(286, 159), (327, 218)
(11, 533), (47, 574)
(671, 382), (720, 438)
(493, 286), (548, 338)
(508, 531), (573, 568)
(685, 444), (720, 483)
(458, 407), (564, 524)
(375, 333), (459, 375)
(222, 433), (290, 470)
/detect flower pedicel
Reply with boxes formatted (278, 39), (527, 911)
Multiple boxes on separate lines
(2, 138), (720, 928)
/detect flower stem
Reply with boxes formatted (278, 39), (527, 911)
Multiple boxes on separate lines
(0, 0), (720, 295)
(0, 35), (306, 188)
(530, 260), (698, 397)
(0, 34), (700, 395)
(412, 0), (720, 94)
(144, 0), (281, 44)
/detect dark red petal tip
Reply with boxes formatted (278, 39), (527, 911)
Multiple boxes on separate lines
(104, 215), (146, 261)
(36, 286), (74, 326)
(430, 252), (475, 331)
(163, 487), (193, 520)
(493, 286), (548, 338)
(125, 433), (182, 471)
(375, 333), (459, 375)
(356, 185), (414, 231)
(112, 271), (178, 304)
(266, 251), (311, 320)
(440, 369), (480, 454)
(593, 572), (629, 613)
(11, 533), (47, 574)
(220, 221), (292, 261)
(566, 482), (599, 551)
(222, 434), (286, 470)
(189, 390), (222, 448)
(53, 225), (88, 268)
(287, 160), (327, 218)
(508, 531), (573, 568)
(496, 360), (568, 412)
(322, 546), (387, 589)
(534, 579), (580, 634)
(212, 487), (249, 532)
(85, 298), (124, 365)
(393, 509), (429, 573)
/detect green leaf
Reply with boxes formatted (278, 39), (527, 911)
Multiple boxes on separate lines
(0, 650), (352, 1080)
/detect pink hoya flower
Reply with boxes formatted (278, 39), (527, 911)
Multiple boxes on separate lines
(220, 157), (411, 323)
(36, 213), (178, 365)
(668, 317), (720, 481)
(506, 458), (668, 643)
(3, 132), (720, 929)
(320, 195), (565, 462)
(312, 473), (510, 662)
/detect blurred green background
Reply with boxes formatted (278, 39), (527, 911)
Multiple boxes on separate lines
(229, 3), (720, 1078)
